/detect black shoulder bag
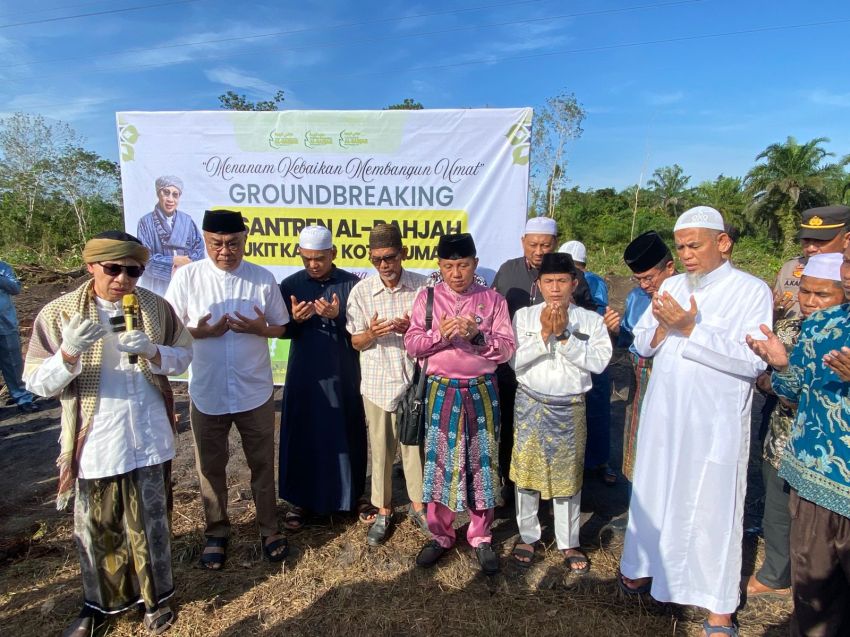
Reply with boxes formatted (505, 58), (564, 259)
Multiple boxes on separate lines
(397, 287), (434, 446)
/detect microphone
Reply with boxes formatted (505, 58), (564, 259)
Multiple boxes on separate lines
(122, 293), (140, 364)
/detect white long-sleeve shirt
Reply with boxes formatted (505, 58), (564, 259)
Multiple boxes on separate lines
(25, 297), (192, 479)
(510, 303), (612, 396)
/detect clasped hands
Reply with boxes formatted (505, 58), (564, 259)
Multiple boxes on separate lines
(439, 313), (480, 342)
(540, 302), (568, 341)
(290, 294), (340, 323)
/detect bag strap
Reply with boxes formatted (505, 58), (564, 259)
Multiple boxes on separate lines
(424, 286), (434, 331)
(418, 286), (435, 387)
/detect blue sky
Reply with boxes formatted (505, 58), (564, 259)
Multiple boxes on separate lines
(1, 0), (849, 191)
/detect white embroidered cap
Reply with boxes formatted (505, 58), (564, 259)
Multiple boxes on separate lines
(559, 240), (587, 263)
(802, 252), (843, 281)
(299, 225), (333, 250)
(674, 206), (725, 232)
(524, 216), (557, 236)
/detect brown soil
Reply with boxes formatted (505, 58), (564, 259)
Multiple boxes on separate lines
(0, 267), (791, 636)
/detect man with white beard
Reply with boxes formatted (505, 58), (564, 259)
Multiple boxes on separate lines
(618, 206), (772, 637)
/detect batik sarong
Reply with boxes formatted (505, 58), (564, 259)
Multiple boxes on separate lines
(74, 463), (173, 614)
(422, 374), (500, 512)
(510, 384), (586, 499)
(621, 352), (652, 481)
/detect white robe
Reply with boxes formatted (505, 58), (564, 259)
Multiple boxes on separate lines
(619, 261), (771, 614)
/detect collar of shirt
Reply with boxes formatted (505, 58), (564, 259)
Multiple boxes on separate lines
(204, 256), (246, 277)
(370, 269), (417, 296)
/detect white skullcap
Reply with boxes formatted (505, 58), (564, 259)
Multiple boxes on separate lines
(802, 252), (843, 282)
(559, 240), (586, 263)
(524, 216), (557, 236)
(299, 225), (333, 250)
(674, 206), (725, 232)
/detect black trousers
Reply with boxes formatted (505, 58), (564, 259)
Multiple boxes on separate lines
(789, 490), (850, 637)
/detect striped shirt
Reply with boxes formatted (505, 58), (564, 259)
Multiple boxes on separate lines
(346, 269), (427, 412)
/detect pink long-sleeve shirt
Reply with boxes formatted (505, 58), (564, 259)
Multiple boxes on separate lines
(404, 282), (515, 377)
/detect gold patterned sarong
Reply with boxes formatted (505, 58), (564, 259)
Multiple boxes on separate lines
(509, 384), (585, 499)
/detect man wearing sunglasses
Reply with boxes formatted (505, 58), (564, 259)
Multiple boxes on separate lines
(24, 230), (193, 636)
(345, 224), (429, 546)
(166, 209), (290, 570)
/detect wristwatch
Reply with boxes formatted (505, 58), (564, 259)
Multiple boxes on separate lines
(555, 329), (570, 342)
(470, 332), (486, 346)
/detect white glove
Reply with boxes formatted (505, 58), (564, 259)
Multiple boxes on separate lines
(60, 313), (107, 358)
(117, 330), (158, 359)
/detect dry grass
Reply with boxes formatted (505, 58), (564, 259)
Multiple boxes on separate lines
(0, 487), (793, 637)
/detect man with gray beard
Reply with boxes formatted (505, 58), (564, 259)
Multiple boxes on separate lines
(619, 207), (772, 636)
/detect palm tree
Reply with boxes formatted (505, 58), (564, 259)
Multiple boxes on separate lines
(693, 175), (748, 232)
(647, 164), (691, 215)
(744, 136), (844, 251)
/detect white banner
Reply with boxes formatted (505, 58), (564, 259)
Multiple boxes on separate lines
(116, 108), (532, 285)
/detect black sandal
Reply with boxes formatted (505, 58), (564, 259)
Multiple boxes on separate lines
(511, 542), (535, 568)
(563, 548), (590, 575)
(262, 534), (289, 562)
(197, 536), (227, 570)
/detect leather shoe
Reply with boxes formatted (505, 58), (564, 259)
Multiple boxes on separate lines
(366, 513), (392, 546)
(475, 542), (500, 575)
(416, 540), (447, 568)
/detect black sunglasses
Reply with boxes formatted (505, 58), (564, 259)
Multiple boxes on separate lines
(370, 253), (400, 265)
(99, 262), (145, 278)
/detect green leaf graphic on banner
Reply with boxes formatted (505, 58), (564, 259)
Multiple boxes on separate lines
(505, 112), (532, 166)
(117, 118), (140, 163)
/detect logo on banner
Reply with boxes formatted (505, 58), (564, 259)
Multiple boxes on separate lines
(304, 131), (334, 149)
(339, 130), (369, 149)
(268, 129), (299, 149)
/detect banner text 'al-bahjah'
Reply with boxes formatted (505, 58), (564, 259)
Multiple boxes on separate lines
(117, 108), (532, 284)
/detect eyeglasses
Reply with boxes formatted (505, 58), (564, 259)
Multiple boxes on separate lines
(159, 189), (181, 198)
(370, 253), (400, 266)
(632, 270), (660, 287)
(207, 240), (244, 252)
(99, 262), (145, 278)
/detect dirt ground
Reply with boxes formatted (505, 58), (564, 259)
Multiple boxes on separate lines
(0, 268), (791, 636)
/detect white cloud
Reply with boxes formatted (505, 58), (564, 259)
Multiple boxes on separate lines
(0, 93), (113, 122)
(205, 67), (280, 95)
(807, 89), (850, 108)
(643, 91), (684, 106)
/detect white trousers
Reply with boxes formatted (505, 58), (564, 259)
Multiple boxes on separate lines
(516, 487), (581, 551)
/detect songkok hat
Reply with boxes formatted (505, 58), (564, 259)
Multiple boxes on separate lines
(538, 252), (577, 277)
(368, 223), (402, 250)
(624, 231), (670, 273)
(82, 230), (150, 264)
(802, 252), (843, 281)
(299, 225), (333, 250)
(524, 216), (557, 236)
(437, 233), (476, 259)
(674, 206), (725, 232)
(202, 209), (246, 234)
(798, 205), (850, 241)
(559, 240), (587, 263)
(155, 175), (183, 193)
